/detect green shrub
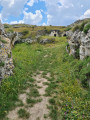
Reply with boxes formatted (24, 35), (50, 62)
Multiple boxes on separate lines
(29, 31), (37, 39)
(18, 109), (29, 119)
(22, 30), (29, 35)
(4, 24), (10, 28)
(45, 29), (51, 34)
(0, 61), (5, 67)
(79, 21), (88, 31)
(8, 53), (11, 58)
(83, 24), (90, 34)
(65, 27), (72, 31)
(7, 29), (14, 33)
(74, 56), (90, 88)
(72, 25), (79, 32)
(75, 47), (79, 59)
(66, 43), (70, 52)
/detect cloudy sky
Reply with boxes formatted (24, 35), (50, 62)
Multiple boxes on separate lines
(0, 0), (90, 26)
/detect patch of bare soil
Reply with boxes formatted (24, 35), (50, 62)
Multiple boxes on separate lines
(7, 72), (51, 120)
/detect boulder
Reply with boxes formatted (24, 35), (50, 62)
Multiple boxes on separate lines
(0, 36), (14, 81)
(39, 38), (55, 44)
(66, 29), (90, 60)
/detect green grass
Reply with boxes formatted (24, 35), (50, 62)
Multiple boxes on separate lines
(72, 25), (79, 32)
(18, 108), (30, 119)
(26, 98), (42, 106)
(72, 20), (90, 33)
(0, 61), (5, 67)
(49, 98), (55, 105)
(0, 36), (89, 120)
(0, 37), (7, 44)
(27, 88), (40, 97)
(83, 23), (90, 34)
(5, 25), (66, 33)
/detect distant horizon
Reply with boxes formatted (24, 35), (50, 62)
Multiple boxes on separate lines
(0, 0), (90, 26)
(2, 18), (90, 27)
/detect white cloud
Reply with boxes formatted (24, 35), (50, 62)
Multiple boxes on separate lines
(27, 0), (38, 6)
(80, 9), (90, 19)
(10, 20), (24, 24)
(10, 10), (43, 25)
(0, 0), (90, 26)
(24, 8), (28, 11)
(23, 10), (42, 25)
(42, 22), (47, 26)
(43, 0), (90, 26)
(0, 0), (28, 19)
(9, 0), (14, 7)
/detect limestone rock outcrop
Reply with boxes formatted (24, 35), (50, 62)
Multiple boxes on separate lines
(39, 38), (55, 44)
(66, 30), (90, 60)
(0, 20), (5, 35)
(0, 21), (14, 81)
(0, 37), (14, 81)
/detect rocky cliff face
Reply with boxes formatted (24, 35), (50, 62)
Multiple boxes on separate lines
(65, 27), (90, 88)
(66, 29), (90, 60)
(0, 22), (14, 81)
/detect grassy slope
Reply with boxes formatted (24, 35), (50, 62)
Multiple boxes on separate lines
(5, 25), (66, 32)
(5, 25), (66, 39)
(0, 37), (89, 119)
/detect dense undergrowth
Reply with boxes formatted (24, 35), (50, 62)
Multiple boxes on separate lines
(0, 37), (89, 120)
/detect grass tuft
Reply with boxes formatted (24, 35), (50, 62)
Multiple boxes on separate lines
(18, 108), (30, 119)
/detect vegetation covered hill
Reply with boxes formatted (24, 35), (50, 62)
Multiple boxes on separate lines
(0, 35), (90, 119)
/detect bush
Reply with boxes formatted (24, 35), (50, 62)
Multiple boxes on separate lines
(4, 24), (10, 28)
(0, 61), (5, 67)
(45, 29), (51, 34)
(7, 29), (14, 33)
(29, 31), (37, 39)
(75, 47), (79, 59)
(22, 30), (29, 35)
(72, 25), (79, 32)
(74, 56), (90, 88)
(79, 21), (88, 31)
(8, 53), (11, 58)
(65, 27), (72, 31)
(83, 24), (90, 34)
(66, 43), (70, 52)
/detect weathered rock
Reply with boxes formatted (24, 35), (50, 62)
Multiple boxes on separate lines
(0, 37), (14, 81)
(39, 38), (55, 44)
(65, 30), (73, 38)
(37, 30), (48, 36)
(0, 20), (5, 35)
(80, 30), (90, 60)
(0, 21), (14, 81)
(66, 29), (90, 60)
(49, 30), (60, 37)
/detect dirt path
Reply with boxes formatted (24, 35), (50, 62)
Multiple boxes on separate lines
(7, 71), (51, 120)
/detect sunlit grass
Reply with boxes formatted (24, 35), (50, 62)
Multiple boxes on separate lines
(0, 36), (89, 120)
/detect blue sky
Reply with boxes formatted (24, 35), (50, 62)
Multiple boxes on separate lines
(0, 0), (90, 26)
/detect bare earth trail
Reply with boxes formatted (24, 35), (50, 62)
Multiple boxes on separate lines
(7, 71), (51, 120)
